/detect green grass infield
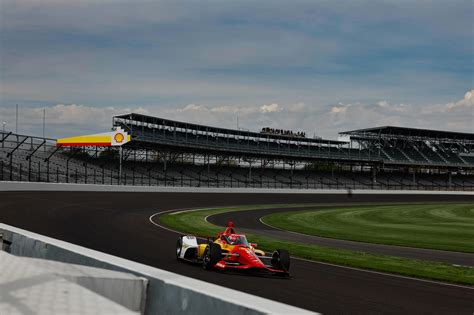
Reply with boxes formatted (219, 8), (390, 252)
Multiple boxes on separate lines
(262, 203), (474, 253)
(159, 204), (474, 285)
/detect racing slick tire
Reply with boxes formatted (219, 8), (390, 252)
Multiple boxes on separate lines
(176, 236), (183, 260)
(271, 249), (290, 271)
(203, 243), (221, 270)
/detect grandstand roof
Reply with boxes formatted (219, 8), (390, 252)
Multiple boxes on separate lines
(114, 113), (346, 145)
(340, 126), (474, 141)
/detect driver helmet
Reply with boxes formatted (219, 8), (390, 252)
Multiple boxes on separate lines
(227, 235), (238, 245)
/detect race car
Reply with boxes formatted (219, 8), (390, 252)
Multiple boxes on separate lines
(176, 222), (290, 276)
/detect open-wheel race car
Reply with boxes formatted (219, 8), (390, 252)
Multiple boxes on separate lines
(176, 222), (290, 277)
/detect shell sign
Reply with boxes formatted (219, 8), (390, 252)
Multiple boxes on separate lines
(57, 127), (131, 147)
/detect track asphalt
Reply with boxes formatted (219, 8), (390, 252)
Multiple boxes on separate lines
(0, 191), (473, 314)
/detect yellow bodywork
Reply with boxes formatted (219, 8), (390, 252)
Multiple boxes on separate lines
(197, 239), (265, 259)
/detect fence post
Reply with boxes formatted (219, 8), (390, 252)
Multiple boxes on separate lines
(10, 153), (13, 181)
(46, 160), (50, 182)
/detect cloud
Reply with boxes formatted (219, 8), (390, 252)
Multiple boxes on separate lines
(330, 104), (350, 114)
(260, 103), (282, 113)
(446, 90), (474, 110)
(1, 90), (472, 140)
(177, 104), (207, 113)
(0, 104), (149, 137)
(1, 1), (472, 108)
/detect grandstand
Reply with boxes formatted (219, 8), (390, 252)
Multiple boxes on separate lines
(1, 113), (473, 190)
(340, 126), (474, 167)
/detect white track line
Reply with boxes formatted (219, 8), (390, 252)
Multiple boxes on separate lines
(149, 207), (226, 240)
(149, 208), (474, 290)
(149, 210), (188, 234)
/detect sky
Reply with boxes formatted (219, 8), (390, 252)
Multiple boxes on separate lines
(0, 0), (473, 139)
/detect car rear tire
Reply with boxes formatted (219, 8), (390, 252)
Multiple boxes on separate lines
(176, 237), (183, 260)
(203, 243), (221, 270)
(271, 249), (290, 271)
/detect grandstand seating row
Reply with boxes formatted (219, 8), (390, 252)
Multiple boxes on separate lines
(1, 140), (473, 191)
(130, 125), (473, 166)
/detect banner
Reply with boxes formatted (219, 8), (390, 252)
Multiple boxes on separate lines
(57, 127), (131, 147)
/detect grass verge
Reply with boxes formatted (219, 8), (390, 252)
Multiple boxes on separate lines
(160, 205), (474, 285)
(262, 203), (474, 253)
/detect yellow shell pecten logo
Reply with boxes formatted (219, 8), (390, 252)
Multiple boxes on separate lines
(114, 133), (124, 143)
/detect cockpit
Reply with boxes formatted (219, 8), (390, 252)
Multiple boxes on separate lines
(222, 235), (249, 246)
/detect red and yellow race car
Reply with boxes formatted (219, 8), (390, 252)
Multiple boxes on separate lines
(176, 222), (290, 277)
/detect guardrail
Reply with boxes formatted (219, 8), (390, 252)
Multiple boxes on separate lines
(0, 223), (315, 315)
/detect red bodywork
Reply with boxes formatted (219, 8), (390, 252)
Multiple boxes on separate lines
(211, 222), (289, 276)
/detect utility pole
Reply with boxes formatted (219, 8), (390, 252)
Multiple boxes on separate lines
(119, 146), (123, 185)
(2, 122), (5, 148)
(43, 108), (46, 151)
(15, 104), (18, 134)
(15, 104), (19, 145)
(42, 108), (46, 138)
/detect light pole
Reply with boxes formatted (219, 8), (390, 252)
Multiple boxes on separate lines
(2, 122), (5, 148)
(42, 108), (46, 139)
(119, 146), (123, 185)
(15, 104), (18, 134)
(42, 109), (46, 151)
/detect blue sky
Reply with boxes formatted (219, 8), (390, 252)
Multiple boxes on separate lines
(0, 0), (472, 138)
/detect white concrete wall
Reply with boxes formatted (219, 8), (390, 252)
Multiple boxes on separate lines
(1, 180), (473, 195)
(0, 251), (145, 314)
(0, 223), (315, 315)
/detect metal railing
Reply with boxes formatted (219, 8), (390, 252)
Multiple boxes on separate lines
(1, 158), (474, 191)
(1, 131), (473, 191)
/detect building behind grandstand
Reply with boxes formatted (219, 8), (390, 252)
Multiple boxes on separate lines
(1, 113), (473, 190)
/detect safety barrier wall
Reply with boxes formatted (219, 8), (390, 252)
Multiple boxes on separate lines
(0, 223), (314, 315)
(1, 180), (473, 195)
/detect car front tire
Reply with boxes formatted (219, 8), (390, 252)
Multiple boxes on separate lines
(202, 243), (221, 270)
